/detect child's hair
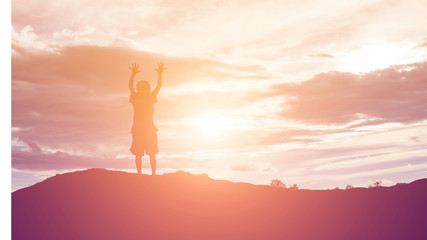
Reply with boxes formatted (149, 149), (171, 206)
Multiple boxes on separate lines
(136, 80), (150, 94)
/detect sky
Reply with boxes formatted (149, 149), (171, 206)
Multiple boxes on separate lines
(11, 0), (427, 191)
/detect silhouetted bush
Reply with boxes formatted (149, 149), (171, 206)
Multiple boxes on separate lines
(345, 184), (354, 190)
(289, 184), (299, 190)
(270, 179), (286, 188)
(369, 180), (382, 188)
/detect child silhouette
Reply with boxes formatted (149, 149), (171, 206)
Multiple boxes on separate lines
(128, 62), (166, 175)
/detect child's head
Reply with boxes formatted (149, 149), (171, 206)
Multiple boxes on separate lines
(136, 80), (150, 94)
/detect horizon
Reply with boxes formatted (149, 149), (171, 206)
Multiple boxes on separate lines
(11, 0), (427, 191)
(13, 167), (426, 193)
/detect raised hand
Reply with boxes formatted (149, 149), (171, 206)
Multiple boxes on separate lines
(129, 63), (141, 75)
(155, 62), (167, 74)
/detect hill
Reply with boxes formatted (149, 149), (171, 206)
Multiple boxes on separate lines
(12, 168), (427, 240)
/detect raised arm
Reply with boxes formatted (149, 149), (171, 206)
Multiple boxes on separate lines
(153, 62), (166, 97)
(128, 63), (141, 95)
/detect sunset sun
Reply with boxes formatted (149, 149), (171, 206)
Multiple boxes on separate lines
(191, 114), (229, 139)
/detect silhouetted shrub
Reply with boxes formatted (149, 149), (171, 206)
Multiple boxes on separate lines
(345, 184), (354, 190)
(289, 184), (299, 190)
(270, 179), (286, 188)
(369, 180), (382, 188)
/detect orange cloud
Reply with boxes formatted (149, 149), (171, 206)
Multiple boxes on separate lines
(264, 62), (427, 125)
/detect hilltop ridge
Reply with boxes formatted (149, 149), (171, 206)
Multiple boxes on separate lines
(12, 168), (427, 240)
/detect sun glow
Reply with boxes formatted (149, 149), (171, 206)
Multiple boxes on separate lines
(191, 114), (230, 139)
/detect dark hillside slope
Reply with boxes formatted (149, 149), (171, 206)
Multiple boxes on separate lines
(12, 169), (427, 240)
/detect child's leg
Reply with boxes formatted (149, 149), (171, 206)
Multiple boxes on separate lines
(148, 154), (156, 175)
(135, 155), (142, 174)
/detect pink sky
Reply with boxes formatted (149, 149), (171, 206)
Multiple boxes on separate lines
(11, 0), (427, 190)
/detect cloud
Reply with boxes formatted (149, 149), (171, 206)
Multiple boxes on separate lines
(231, 163), (277, 173)
(264, 62), (427, 125)
(11, 149), (125, 171)
(12, 45), (269, 89)
(418, 39), (427, 48)
(409, 136), (421, 143)
(14, 0), (427, 66)
(11, 148), (208, 171)
(253, 128), (328, 146)
(19, 138), (42, 154)
(12, 25), (53, 53)
(309, 53), (335, 58)
(231, 164), (259, 172)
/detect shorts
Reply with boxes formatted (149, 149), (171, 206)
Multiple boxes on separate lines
(130, 129), (159, 156)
